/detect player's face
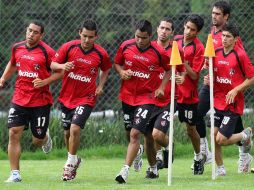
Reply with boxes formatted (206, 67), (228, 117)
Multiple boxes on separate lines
(135, 30), (151, 49)
(222, 31), (237, 49)
(183, 21), (198, 41)
(157, 21), (173, 42)
(26, 23), (43, 48)
(212, 7), (228, 27)
(79, 28), (97, 51)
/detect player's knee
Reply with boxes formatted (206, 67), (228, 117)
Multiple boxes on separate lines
(152, 130), (164, 142)
(32, 138), (44, 147)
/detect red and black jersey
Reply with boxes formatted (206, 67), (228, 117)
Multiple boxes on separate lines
(213, 46), (254, 115)
(114, 39), (170, 106)
(10, 40), (55, 107)
(153, 41), (185, 107)
(52, 40), (112, 109)
(211, 26), (244, 49)
(174, 35), (205, 104)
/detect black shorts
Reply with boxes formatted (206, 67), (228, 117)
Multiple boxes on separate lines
(177, 103), (198, 125)
(7, 103), (51, 139)
(61, 103), (93, 130)
(148, 102), (176, 134)
(122, 102), (155, 134)
(214, 109), (244, 138)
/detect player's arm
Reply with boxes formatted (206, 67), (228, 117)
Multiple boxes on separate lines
(155, 70), (171, 98)
(0, 61), (16, 87)
(32, 71), (64, 88)
(183, 61), (198, 80)
(114, 64), (132, 80)
(50, 61), (74, 71)
(226, 77), (254, 104)
(95, 69), (110, 96)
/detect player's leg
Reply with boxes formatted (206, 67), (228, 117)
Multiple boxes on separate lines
(115, 104), (154, 183)
(196, 84), (212, 164)
(62, 104), (92, 181)
(5, 104), (27, 183)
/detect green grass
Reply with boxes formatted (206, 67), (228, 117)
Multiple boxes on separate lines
(0, 157), (253, 190)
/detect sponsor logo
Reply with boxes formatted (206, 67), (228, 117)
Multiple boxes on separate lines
(159, 73), (164, 79)
(124, 114), (130, 121)
(218, 60), (229, 65)
(68, 72), (91, 83)
(76, 58), (91, 64)
(21, 55), (35, 60)
(133, 55), (149, 62)
(134, 117), (141, 124)
(18, 70), (38, 78)
(131, 70), (150, 79)
(216, 76), (231, 84)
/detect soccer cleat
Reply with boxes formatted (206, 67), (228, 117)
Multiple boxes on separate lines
(5, 171), (22, 183)
(238, 153), (253, 173)
(205, 151), (212, 165)
(193, 155), (206, 175)
(62, 157), (82, 181)
(145, 167), (159, 179)
(115, 166), (129, 184)
(133, 144), (144, 172)
(216, 166), (226, 177)
(42, 129), (52, 154)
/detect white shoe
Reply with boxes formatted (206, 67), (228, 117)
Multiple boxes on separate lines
(5, 171), (22, 183)
(115, 166), (129, 184)
(216, 166), (226, 177)
(42, 129), (52, 154)
(238, 153), (253, 173)
(133, 145), (144, 172)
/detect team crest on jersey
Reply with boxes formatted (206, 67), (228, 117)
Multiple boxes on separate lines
(34, 64), (40, 70)
(16, 62), (20, 67)
(161, 120), (166, 127)
(90, 67), (97, 75)
(148, 65), (155, 71)
(229, 68), (235, 76)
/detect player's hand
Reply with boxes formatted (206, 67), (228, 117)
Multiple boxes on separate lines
(155, 88), (164, 99)
(203, 75), (210, 85)
(95, 86), (104, 96)
(63, 61), (74, 71)
(120, 69), (132, 80)
(226, 88), (239, 104)
(0, 78), (5, 88)
(202, 58), (209, 70)
(32, 78), (47, 88)
(175, 74), (184, 85)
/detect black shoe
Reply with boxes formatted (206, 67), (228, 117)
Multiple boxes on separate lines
(193, 155), (206, 175)
(145, 168), (159, 179)
(163, 143), (174, 168)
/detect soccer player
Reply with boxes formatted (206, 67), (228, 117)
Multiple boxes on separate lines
(213, 22), (254, 176)
(150, 17), (185, 169)
(196, 0), (245, 164)
(0, 21), (60, 182)
(174, 14), (206, 175)
(50, 19), (112, 181)
(114, 20), (171, 183)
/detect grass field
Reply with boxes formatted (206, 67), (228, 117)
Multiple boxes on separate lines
(0, 157), (253, 190)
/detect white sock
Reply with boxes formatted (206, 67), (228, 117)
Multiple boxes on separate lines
(150, 164), (158, 174)
(123, 165), (130, 170)
(217, 164), (225, 169)
(156, 149), (163, 160)
(194, 152), (202, 161)
(11, 170), (21, 178)
(66, 152), (77, 165)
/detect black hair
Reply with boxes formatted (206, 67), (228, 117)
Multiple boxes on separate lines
(213, 1), (231, 16)
(184, 14), (204, 32)
(135, 20), (152, 36)
(80, 19), (98, 34)
(222, 22), (239, 37)
(30, 20), (45, 33)
(160, 17), (174, 31)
